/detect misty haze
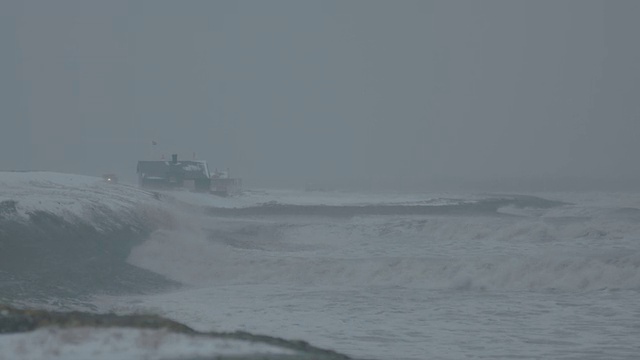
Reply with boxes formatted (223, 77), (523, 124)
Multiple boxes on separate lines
(1, 1), (639, 359)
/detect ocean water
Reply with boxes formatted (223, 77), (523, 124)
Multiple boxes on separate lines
(91, 191), (640, 360)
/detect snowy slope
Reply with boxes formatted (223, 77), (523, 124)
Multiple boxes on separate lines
(0, 171), (168, 230)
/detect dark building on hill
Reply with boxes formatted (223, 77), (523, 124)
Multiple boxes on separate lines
(137, 154), (211, 192)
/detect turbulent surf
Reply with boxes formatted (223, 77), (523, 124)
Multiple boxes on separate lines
(2, 172), (640, 359)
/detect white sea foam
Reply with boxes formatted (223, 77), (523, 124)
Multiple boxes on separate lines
(128, 214), (640, 292)
(118, 190), (640, 359)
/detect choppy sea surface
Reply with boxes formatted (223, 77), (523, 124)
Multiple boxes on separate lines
(2, 177), (639, 359)
(100, 190), (640, 360)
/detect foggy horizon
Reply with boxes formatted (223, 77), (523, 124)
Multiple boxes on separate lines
(2, 3), (640, 358)
(2, 0), (640, 192)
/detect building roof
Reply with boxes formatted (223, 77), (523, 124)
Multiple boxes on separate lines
(137, 160), (210, 180)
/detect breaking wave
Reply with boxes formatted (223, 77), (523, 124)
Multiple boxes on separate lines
(129, 194), (640, 293)
(0, 202), (178, 304)
(206, 194), (566, 217)
(4, 185), (640, 308)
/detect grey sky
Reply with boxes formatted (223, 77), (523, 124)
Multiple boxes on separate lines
(2, 0), (639, 190)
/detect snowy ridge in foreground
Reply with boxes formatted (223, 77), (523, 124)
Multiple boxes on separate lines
(0, 327), (296, 360)
(0, 305), (349, 360)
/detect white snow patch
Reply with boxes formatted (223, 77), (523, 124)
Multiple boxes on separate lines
(0, 327), (295, 360)
(0, 171), (165, 229)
